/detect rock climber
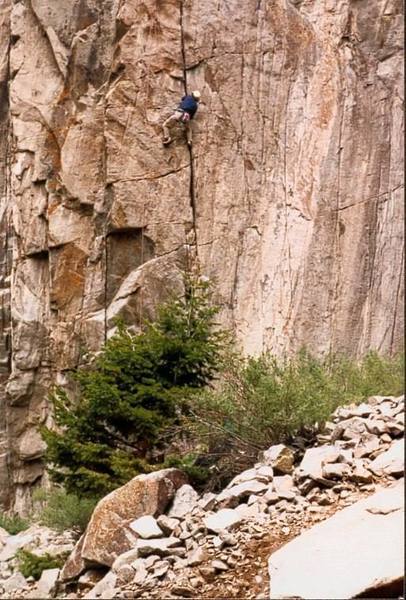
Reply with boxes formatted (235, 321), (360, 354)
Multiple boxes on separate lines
(162, 90), (201, 147)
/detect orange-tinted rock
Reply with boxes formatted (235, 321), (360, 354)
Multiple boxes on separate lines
(60, 535), (86, 582)
(80, 469), (187, 568)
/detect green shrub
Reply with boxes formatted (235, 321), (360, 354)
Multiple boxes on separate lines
(0, 513), (29, 535)
(163, 453), (211, 489)
(188, 350), (404, 486)
(33, 488), (98, 534)
(41, 274), (228, 497)
(16, 549), (66, 580)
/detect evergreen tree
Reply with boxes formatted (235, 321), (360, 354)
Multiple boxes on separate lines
(41, 275), (227, 497)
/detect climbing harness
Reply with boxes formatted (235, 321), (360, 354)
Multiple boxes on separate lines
(179, 110), (190, 124)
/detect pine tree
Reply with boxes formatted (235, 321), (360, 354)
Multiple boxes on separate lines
(41, 275), (227, 497)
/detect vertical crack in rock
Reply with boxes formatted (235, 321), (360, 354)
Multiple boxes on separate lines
(180, 0), (198, 255)
(329, 87), (345, 355)
(0, 16), (12, 507)
(390, 249), (404, 353)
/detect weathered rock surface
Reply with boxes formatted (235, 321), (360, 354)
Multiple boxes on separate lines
(78, 469), (187, 568)
(268, 479), (404, 599)
(0, 0), (403, 510)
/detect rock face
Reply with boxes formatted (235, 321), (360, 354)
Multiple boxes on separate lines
(268, 479), (404, 599)
(0, 1), (403, 509)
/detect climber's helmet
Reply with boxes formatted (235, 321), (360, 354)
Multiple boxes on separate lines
(192, 90), (201, 101)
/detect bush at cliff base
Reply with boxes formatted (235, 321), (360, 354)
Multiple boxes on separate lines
(186, 349), (404, 487)
(16, 549), (67, 580)
(41, 274), (229, 498)
(33, 488), (98, 534)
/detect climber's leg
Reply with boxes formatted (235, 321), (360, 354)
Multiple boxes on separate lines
(185, 121), (192, 146)
(162, 111), (183, 145)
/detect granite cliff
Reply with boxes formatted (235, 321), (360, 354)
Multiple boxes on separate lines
(0, 0), (403, 509)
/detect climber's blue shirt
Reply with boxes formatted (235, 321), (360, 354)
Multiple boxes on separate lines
(178, 95), (199, 118)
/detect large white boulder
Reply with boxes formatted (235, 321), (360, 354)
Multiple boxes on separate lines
(268, 479), (404, 599)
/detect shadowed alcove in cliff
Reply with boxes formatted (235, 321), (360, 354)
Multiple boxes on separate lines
(105, 228), (155, 305)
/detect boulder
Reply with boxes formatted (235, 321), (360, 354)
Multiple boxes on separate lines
(353, 435), (381, 458)
(204, 509), (242, 533)
(167, 484), (199, 519)
(216, 480), (269, 507)
(321, 463), (351, 479)
(79, 468), (187, 567)
(156, 515), (179, 535)
(341, 417), (369, 440)
(262, 444), (294, 474)
(129, 515), (163, 539)
(111, 548), (140, 572)
(295, 446), (341, 481)
(269, 480), (404, 599)
(84, 571), (117, 599)
(60, 534), (86, 582)
(33, 568), (60, 598)
(350, 461), (373, 484)
(137, 537), (181, 557)
(187, 546), (208, 566)
(77, 569), (105, 590)
(368, 438), (404, 476)
(272, 475), (294, 494)
(0, 530), (36, 562)
(228, 465), (274, 487)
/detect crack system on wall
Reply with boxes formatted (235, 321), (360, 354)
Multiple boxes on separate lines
(1, 23), (13, 509)
(180, 0), (199, 256)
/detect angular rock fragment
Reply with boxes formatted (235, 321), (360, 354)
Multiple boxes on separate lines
(168, 484), (199, 519)
(137, 537), (181, 557)
(129, 515), (163, 539)
(272, 475), (294, 494)
(34, 568), (60, 597)
(295, 446), (340, 481)
(84, 571), (117, 599)
(350, 461), (373, 484)
(187, 546), (208, 566)
(322, 463), (351, 479)
(157, 515), (179, 535)
(60, 534), (86, 582)
(111, 548), (139, 572)
(262, 444), (294, 474)
(212, 559), (229, 571)
(368, 438), (404, 476)
(77, 569), (105, 590)
(204, 509), (242, 533)
(216, 480), (269, 507)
